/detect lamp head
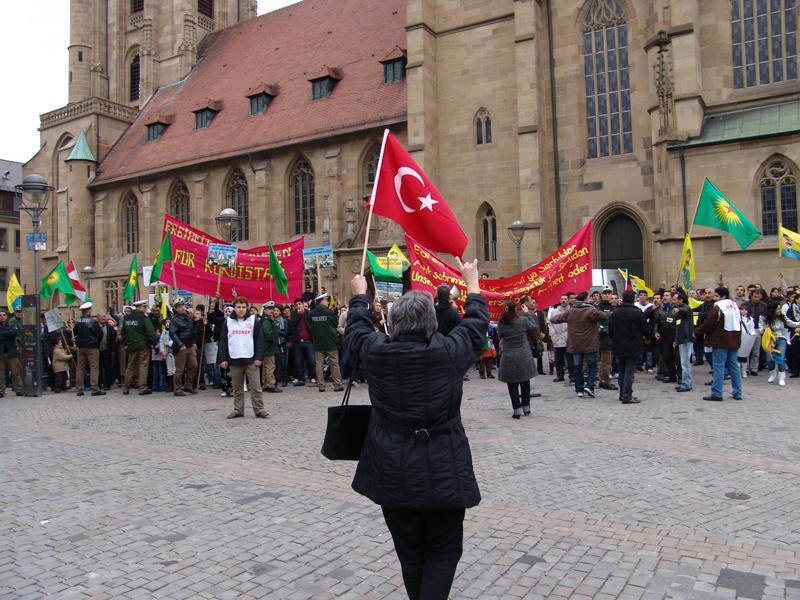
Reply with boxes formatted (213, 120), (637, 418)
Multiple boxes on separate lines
(16, 174), (54, 210)
(215, 207), (241, 238)
(508, 220), (526, 243)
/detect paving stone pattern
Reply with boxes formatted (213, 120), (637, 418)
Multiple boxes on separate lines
(1, 367), (800, 599)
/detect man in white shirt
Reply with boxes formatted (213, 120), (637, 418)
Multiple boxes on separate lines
(635, 291), (653, 312)
(218, 296), (267, 419)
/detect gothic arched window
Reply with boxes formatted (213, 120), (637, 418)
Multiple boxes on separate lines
(760, 158), (797, 236)
(731, 0), (797, 89)
(225, 169), (249, 241)
(130, 54), (140, 102)
(169, 179), (191, 224)
(582, 0), (632, 158)
(364, 144), (381, 195)
(104, 280), (120, 314)
(291, 159), (316, 235)
(478, 204), (498, 262)
(475, 108), (492, 145)
(123, 193), (139, 254)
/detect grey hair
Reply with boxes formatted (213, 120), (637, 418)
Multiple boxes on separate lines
(388, 291), (438, 340)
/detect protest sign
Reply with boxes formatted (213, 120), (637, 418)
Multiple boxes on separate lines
(407, 222), (593, 320)
(159, 215), (304, 302)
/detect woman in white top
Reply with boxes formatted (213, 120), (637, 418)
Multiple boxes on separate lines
(759, 301), (800, 386)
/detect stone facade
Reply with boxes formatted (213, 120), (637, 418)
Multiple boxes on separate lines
(21, 0), (800, 314)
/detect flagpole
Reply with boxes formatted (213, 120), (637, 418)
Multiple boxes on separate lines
(360, 129), (390, 276)
(371, 274), (389, 335)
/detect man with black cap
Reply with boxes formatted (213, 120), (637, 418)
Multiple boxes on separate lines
(121, 300), (156, 395)
(260, 301), (282, 393)
(169, 297), (198, 396)
(73, 301), (105, 396)
(596, 288), (618, 391)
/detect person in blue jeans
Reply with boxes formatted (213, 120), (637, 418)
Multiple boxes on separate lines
(694, 287), (742, 401)
(549, 290), (609, 398)
(289, 300), (316, 385)
(673, 291), (694, 392)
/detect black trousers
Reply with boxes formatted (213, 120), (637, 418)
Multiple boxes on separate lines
(381, 507), (465, 600)
(554, 347), (571, 380)
(789, 335), (800, 375)
(618, 355), (638, 401)
(507, 381), (531, 412)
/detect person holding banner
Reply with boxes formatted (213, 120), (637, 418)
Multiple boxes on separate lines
(218, 296), (268, 419)
(343, 258), (486, 600)
(169, 298), (198, 396)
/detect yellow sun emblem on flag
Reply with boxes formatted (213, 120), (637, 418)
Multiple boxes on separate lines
(714, 197), (742, 225)
(128, 272), (137, 286)
(47, 272), (59, 285)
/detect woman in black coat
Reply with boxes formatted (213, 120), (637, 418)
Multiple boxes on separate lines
(497, 298), (539, 418)
(344, 258), (488, 600)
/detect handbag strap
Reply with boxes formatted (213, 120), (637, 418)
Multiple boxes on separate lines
(340, 353), (360, 407)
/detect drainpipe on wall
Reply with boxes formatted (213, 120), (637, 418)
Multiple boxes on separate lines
(546, 0), (563, 246)
(679, 146), (688, 235)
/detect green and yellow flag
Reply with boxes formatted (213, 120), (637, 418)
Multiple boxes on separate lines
(151, 232), (172, 282)
(679, 234), (695, 290)
(693, 179), (761, 249)
(123, 254), (138, 303)
(40, 261), (77, 305)
(269, 245), (288, 296)
(367, 249), (402, 282)
(779, 225), (800, 261)
(6, 273), (24, 311)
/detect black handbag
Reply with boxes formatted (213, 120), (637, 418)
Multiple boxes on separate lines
(321, 360), (372, 461)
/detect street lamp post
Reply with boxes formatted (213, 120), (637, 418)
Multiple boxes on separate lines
(15, 174), (54, 397)
(81, 265), (96, 300)
(507, 220), (530, 273)
(215, 207), (241, 244)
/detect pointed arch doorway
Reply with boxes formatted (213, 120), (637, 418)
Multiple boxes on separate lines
(600, 214), (644, 277)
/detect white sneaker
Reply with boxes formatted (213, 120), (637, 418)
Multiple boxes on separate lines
(768, 369), (777, 383)
(576, 392), (584, 398)
(742, 368), (748, 378)
(778, 372), (786, 386)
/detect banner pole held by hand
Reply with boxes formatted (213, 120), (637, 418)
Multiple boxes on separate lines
(360, 129), (390, 276)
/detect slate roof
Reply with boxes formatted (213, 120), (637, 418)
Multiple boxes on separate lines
(93, 0), (406, 186)
(0, 159), (23, 193)
(671, 99), (800, 149)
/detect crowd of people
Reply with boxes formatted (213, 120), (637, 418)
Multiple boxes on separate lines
(474, 280), (799, 415)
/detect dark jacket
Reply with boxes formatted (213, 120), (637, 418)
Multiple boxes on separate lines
(0, 321), (19, 357)
(309, 305), (339, 352)
(289, 311), (313, 344)
(497, 314), (538, 383)
(217, 315), (266, 366)
(674, 304), (694, 345)
(596, 300), (614, 350)
(549, 301), (609, 354)
(74, 315), (103, 349)
(655, 306), (677, 340)
(207, 304), (224, 343)
(120, 311), (156, 352)
(609, 302), (650, 358)
(435, 303), (460, 335)
(261, 316), (279, 357)
(344, 292), (489, 510)
(169, 311), (195, 351)
(694, 303), (742, 349)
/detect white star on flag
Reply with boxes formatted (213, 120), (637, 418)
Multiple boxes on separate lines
(418, 193), (438, 211)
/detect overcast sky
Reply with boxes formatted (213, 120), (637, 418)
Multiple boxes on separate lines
(0, 0), (301, 165)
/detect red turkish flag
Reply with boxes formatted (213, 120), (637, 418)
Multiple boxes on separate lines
(370, 131), (468, 257)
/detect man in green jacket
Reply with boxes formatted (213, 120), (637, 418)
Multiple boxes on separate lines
(309, 294), (343, 392)
(121, 300), (156, 395)
(260, 302), (282, 394)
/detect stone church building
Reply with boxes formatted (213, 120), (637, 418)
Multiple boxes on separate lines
(22, 0), (800, 311)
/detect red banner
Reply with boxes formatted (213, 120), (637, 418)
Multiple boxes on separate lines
(407, 221), (593, 320)
(160, 215), (304, 303)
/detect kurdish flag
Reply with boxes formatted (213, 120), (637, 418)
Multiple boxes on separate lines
(123, 254), (138, 303)
(151, 232), (172, 282)
(693, 179), (761, 249)
(40, 261), (78, 305)
(269, 245), (288, 297)
(367, 249), (402, 282)
(779, 225), (800, 261)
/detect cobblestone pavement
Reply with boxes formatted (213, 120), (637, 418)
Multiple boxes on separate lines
(2, 365), (800, 599)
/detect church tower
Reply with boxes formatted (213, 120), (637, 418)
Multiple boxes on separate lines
(21, 0), (257, 295)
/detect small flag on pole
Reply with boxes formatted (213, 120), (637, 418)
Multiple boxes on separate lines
(269, 245), (288, 296)
(123, 254), (138, 303)
(40, 261), (78, 305)
(779, 225), (800, 261)
(66, 260), (87, 302)
(6, 273), (24, 311)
